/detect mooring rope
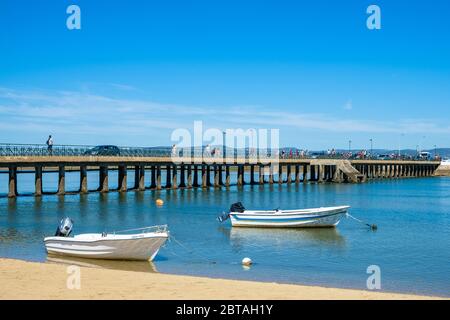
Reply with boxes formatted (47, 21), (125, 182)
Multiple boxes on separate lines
(346, 212), (377, 230)
(168, 234), (218, 264)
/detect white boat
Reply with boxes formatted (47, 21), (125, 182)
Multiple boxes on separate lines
(44, 219), (169, 261)
(219, 203), (350, 228)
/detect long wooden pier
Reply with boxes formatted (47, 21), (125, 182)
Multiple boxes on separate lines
(0, 156), (440, 197)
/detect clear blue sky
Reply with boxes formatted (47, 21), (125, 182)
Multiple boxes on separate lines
(1, 0), (449, 150)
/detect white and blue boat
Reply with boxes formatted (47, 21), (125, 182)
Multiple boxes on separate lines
(219, 203), (350, 228)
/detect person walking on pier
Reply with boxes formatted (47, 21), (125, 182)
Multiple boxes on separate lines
(171, 144), (177, 157)
(46, 135), (53, 155)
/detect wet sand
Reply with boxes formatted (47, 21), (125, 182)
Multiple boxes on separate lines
(0, 258), (445, 300)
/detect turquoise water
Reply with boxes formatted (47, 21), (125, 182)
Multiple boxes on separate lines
(1, 172), (449, 297)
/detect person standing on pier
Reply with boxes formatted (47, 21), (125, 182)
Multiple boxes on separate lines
(46, 135), (53, 155)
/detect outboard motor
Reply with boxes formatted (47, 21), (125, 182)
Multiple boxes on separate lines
(217, 202), (245, 223)
(217, 212), (230, 223)
(54, 217), (74, 237)
(230, 202), (245, 213)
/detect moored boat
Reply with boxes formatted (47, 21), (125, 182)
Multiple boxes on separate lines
(44, 218), (169, 261)
(218, 202), (350, 228)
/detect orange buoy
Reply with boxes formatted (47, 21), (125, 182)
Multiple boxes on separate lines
(156, 199), (164, 206)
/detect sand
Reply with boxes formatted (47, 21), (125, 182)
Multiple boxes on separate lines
(0, 258), (445, 300)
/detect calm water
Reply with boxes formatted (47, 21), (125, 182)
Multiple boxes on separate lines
(1, 171), (449, 297)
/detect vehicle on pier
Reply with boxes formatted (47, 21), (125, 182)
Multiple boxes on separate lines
(417, 151), (431, 160)
(84, 145), (120, 156)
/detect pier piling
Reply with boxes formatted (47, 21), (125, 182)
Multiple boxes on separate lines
(0, 157), (441, 197)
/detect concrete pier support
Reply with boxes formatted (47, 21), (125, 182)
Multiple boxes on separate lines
(295, 165), (300, 183)
(310, 165), (316, 182)
(187, 166), (193, 188)
(150, 166), (156, 189)
(134, 165), (145, 191)
(165, 165), (172, 188)
(303, 165), (308, 183)
(259, 166), (264, 184)
(8, 166), (17, 198)
(214, 165), (220, 187)
(324, 166), (329, 181)
(278, 164), (283, 184)
(250, 165), (255, 185)
(201, 165), (207, 188)
(237, 165), (244, 186)
(118, 165), (127, 192)
(332, 166), (342, 183)
(225, 166), (230, 187)
(269, 165), (274, 184)
(156, 166), (162, 190)
(99, 166), (109, 193)
(318, 165), (324, 183)
(172, 165), (178, 189)
(206, 166), (212, 187)
(35, 166), (42, 196)
(286, 165), (292, 184)
(179, 165), (186, 188)
(57, 166), (65, 195)
(192, 165), (199, 187)
(218, 166), (223, 186)
(80, 166), (88, 193)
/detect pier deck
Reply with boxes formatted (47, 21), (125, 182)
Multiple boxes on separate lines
(0, 156), (441, 197)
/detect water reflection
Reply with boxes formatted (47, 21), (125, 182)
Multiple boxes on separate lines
(46, 255), (158, 273)
(226, 226), (346, 251)
(0, 228), (45, 244)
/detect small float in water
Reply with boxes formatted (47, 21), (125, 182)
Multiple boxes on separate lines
(44, 218), (169, 261)
(218, 202), (350, 228)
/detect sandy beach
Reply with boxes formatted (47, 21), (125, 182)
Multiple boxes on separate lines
(0, 258), (444, 300)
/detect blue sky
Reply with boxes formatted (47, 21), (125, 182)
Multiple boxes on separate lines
(1, 0), (449, 150)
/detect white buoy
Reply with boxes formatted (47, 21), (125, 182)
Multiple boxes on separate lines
(242, 257), (252, 266)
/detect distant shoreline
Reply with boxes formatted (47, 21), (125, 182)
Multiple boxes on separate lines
(0, 258), (445, 300)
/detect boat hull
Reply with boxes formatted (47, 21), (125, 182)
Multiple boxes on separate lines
(44, 233), (168, 261)
(229, 206), (349, 228)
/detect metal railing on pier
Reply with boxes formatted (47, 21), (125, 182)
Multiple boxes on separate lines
(0, 143), (171, 157)
(0, 143), (436, 161)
